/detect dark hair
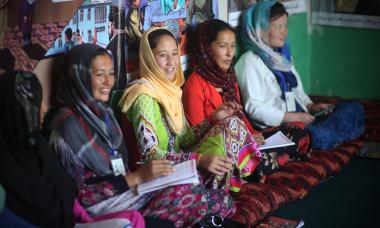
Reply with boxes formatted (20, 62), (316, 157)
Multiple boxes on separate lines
(65, 27), (73, 40)
(148, 29), (177, 49)
(202, 19), (235, 45)
(270, 2), (288, 21)
(109, 6), (125, 29)
(90, 48), (113, 66)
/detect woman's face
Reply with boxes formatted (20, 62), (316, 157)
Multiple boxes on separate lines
(91, 54), (115, 102)
(268, 14), (288, 49)
(152, 35), (179, 81)
(131, 0), (141, 8)
(210, 30), (236, 71)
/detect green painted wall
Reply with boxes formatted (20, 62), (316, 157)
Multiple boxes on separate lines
(288, 13), (380, 99)
(288, 13), (311, 93)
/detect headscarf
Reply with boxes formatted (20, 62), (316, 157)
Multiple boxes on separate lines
(238, 1), (303, 112)
(192, 19), (239, 103)
(50, 44), (125, 176)
(119, 27), (186, 135)
(0, 71), (75, 227)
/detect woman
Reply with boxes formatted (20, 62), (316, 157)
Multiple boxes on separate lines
(46, 43), (234, 227)
(119, 27), (261, 192)
(76, 28), (86, 45)
(183, 19), (311, 181)
(0, 71), (75, 227)
(235, 1), (364, 150)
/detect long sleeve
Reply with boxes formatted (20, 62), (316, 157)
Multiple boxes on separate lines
(182, 73), (210, 126)
(50, 130), (129, 207)
(183, 72), (259, 134)
(128, 94), (203, 162)
(235, 51), (286, 127)
(177, 116), (212, 149)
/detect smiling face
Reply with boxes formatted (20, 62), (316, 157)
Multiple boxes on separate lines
(210, 29), (236, 71)
(91, 54), (115, 102)
(268, 13), (288, 49)
(152, 35), (179, 81)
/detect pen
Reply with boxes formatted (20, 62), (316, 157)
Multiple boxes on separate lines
(136, 161), (178, 165)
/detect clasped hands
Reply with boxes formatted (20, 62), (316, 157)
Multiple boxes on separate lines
(212, 102), (244, 122)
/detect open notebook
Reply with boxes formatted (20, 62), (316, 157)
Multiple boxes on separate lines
(137, 159), (200, 195)
(259, 131), (295, 150)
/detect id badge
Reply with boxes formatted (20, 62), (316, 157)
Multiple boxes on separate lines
(285, 91), (296, 112)
(110, 153), (126, 176)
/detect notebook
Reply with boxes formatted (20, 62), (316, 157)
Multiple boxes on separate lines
(137, 159), (200, 195)
(259, 131), (295, 150)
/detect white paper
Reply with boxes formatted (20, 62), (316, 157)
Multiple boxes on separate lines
(282, 0), (308, 15)
(137, 159), (199, 195)
(311, 12), (380, 30)
(259, 131), (295, 150)
(74, 218), (131, 228)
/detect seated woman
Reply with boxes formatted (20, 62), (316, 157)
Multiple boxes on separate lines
(0, 71), (75, 227)
(119, 28), (261, 192)
(183, 19), (311, 181)
(235, 1), (364, 150)
(46, 43), (234, 227)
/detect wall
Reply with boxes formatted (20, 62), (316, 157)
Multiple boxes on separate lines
(288, 13), (311, 93)
(288, 12), (380, 99)
(308, 25), (380, 99)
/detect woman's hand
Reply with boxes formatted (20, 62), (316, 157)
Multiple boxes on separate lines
(125, 160), (174, 187)
(284, 112), (315, 125)
(253, 133), (265, 146)
(307, 103), (332, 115)
(212, 102), (243, 122)
(197, 155), (234, 176)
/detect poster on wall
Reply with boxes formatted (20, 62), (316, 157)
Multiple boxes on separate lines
(0, 0), (81, 73)
(227, 0), (307, 28)
(0, 0), (221, 88)
(311, 0), (380, 29)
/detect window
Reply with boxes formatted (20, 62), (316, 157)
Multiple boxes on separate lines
(95, 6), (106, 24)
(95, 26), (105, 33)
(80, 9), (84, 22)
(88, 30), (92, 43)
(73, 14), (78, 25)
(87, 8), (91, 20)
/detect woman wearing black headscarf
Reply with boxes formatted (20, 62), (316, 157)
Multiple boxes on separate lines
(0, 71), (76, 227)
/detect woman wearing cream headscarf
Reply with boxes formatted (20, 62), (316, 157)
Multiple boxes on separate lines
(120, 27), (261, 192)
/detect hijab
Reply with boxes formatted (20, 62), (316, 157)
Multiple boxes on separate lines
(49, 44), (125, 176)
(119, 27), (186, 135)
(192, 19), (239, 104)
(238, 1), (293, 72)
(238, 1), (303, 111)
(0, 71), (75, 227)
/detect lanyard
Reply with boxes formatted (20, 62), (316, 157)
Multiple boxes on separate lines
(105, 113), (117, 156)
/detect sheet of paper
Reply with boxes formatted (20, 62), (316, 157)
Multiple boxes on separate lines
(137, 159), (199, 195)
(259, 131), (295, 150)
